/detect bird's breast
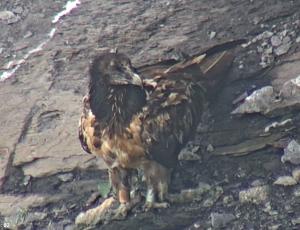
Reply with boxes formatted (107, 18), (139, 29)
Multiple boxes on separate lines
(92, 116), (147, 169)
(100, 136), (146, 169)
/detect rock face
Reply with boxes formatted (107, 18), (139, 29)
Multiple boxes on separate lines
(1, 0), (300, 229)
(0, 0), (100, 182)
(232, 74), (300, 117)
(231, 86), (275, 115)
(281, 140), (300, 165)
(12, 91), (107, 178)
(0, 194), (63, 216)
(1, 86), (106, 178)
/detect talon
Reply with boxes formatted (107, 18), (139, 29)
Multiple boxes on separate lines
(110, 203), (129, 220)
(105, 195), (141, 222)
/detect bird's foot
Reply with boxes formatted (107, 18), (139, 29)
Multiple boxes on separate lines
(142, 184), (170, 211)
(107, 202), (129, 220)
(143, 201), (170, 212)
(105, 193), (142, 222)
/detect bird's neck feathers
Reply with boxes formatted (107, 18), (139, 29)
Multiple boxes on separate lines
(89, 80), (146, 135)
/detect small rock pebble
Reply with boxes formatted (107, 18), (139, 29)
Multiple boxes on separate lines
(211, 212), (235, 228)
(292, 168), (300, 182)
(0, 11), (15, 21)
(273, 176), (297, 186)
(24, 31), (33, 39)
(263, 202), (278, 216)
(292, 217), (300, 225)
(271, 35), (281, 47)
(293, 186), (300, 197)
(251, 179), (266, 187)
(206, 144), (214, 152)
(57, 173), (74, 182)
(209, 31), (216, 39)
(23, 175), (31, 186)
(268, 224), (282, 230)
(281, 140), (300, 165)
(0, 10), (20, 24)
(223, 195), (234, 206)
(13, 6), (23, 14)
(274, 37), (291, 56)
(239, 185), (269, 204)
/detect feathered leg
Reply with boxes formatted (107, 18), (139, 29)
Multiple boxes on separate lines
(141, 160), (212, 210)
(108, 167), (141, 219)
(142, 161), (170, 210)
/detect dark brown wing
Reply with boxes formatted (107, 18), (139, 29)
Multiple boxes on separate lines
(138, 39), (244, 95)
(138, 39), (245, 78)
(140, 76), (204, 168)
(139, 41), (242, 168)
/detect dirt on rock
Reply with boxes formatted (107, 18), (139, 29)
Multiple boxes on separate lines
(1, 0), (300, 229)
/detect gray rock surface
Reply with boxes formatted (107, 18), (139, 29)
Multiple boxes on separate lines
(282, 140), (300, 165)
(0, 194), (64, 216)
(211, 212), (236, 228)
(273, 176), (297, 186)
(0, 0), (300, 229)
(4, 211), (47, 229)
(232, 75), (300, 117)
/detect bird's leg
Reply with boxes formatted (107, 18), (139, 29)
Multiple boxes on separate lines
(76, 168), (141, 226)
(142, 161), (170, 211)
(108, 168), (141, 220)
(106, 167), (131, 219)
(75, 168), (123, 225)
(129, 168), (143, 204)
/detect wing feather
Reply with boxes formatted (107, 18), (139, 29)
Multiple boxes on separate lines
(139, 41), (240, 167)
(79, 40), (243, 169)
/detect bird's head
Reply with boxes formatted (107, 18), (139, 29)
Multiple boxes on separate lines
(89, 53), (143, 87)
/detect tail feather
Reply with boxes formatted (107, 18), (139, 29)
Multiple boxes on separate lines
(139, 39), (245, 94)
(139, 39), (245, 78)
(199, 39), (246, 57)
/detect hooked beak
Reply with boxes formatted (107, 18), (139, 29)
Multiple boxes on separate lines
(124, 65), (143, 86)
(129, 71), (143, 86)
(110, 66), (143, 87)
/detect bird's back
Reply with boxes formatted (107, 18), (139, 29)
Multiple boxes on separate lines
(138, 40), (243, 168)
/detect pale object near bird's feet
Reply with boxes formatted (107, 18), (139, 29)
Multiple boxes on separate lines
(75, 194), (142, 226)
(75, 197), (116, 226)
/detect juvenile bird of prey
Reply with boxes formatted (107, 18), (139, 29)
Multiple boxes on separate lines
(78, 40), (243, 223)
